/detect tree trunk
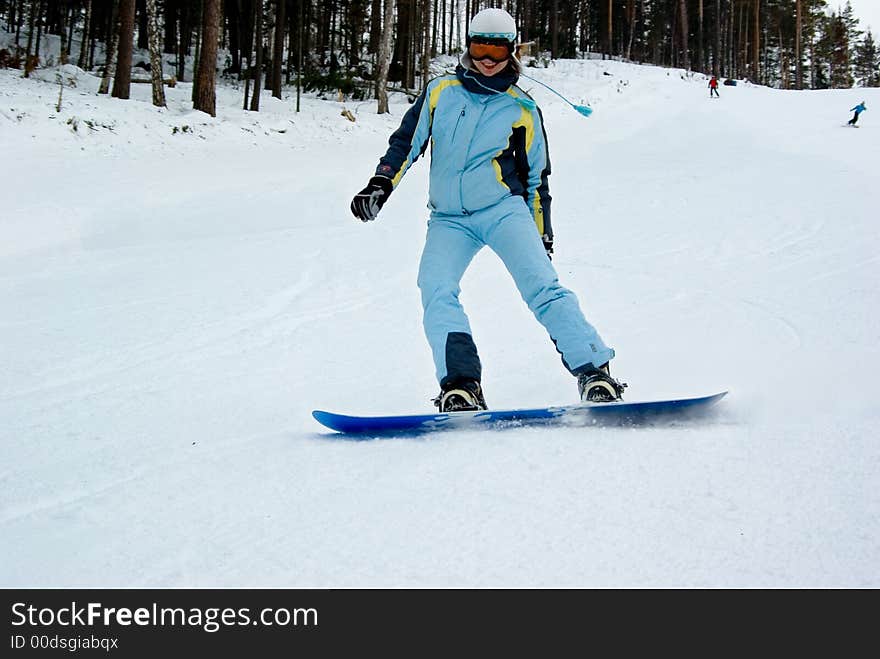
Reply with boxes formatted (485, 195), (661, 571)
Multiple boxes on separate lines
(421, 0), (430, 89)
(99, 0), (120, 93)
(738, 0), (745, 78)
(59, 0), (68, 65)
(448, 0), (455, 53)
(146, 0), (166, 107)
(177, 0), (189, 82)
(697, 0), (704, 72)
(163, 0), (177, 54)
(376, 0), (395, 114)
(678, 0), (689, 70)
(24, 0), (37, 66)
(431, 0), (438, 57)
(751, 0), (759, 83)
(243, 0), (253, 110)
(285, 0), (294, 84)
(112, 0), (135, 99)
(250, 0), (263, 111)
(296, 0), (302, 111)
(625, 0), (636, 61)
(439, 0), (445, 55)
(271, 0), (285, 98)
(137, 0), (148, 49)
(606, 0), (612, 58)
(795, 0), (802, 89)
(77, 0), (93, 69)
(34, 0), (44, 59)
(715, 0), (721, 76)
(191, 1), (202, 100)
(369, 0), (381, 53)
(194, 0), (221, 116)
(227, 0), (241, 75)
(14, 0), (23, 47)
(67, 1), (77, 57)
(778, 23), (786, 88)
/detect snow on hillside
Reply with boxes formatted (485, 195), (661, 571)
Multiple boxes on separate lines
(1, 47), (878, 587)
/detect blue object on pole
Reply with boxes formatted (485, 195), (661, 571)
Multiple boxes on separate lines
(518, 71), (593, 117)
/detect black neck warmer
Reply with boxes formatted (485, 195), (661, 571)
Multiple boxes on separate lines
(456, 63), (519, 95)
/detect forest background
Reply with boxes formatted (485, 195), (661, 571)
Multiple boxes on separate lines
(1, 0), (878, 118)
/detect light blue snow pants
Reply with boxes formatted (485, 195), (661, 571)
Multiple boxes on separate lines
(417, 195), (614, 386)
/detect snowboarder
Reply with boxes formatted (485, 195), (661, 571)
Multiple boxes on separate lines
(350, 8), (625, 413)
(709, 76), (720, 98)
(847, 101), (867, 126)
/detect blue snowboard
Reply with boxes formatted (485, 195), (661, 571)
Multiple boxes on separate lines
(313, 391), (727, 436)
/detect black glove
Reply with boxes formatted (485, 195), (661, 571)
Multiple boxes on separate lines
(350, 176), (393, 222)
(542, 234), (554, 260)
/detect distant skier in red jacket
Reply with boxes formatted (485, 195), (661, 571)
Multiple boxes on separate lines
(709, 76), (720, 98)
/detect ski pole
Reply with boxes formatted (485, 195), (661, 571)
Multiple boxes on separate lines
(518, 71), (593, 117)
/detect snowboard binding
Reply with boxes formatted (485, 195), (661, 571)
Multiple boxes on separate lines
(433, 379), (488, 413)
(577, 363), (627, 403)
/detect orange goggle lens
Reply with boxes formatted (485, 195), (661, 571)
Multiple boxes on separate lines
(468, 42), (511, 63)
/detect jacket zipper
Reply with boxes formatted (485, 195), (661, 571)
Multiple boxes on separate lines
(450, 106), (466, 144)
(450, 106), (467, 213)
(460, 103), (487, 214)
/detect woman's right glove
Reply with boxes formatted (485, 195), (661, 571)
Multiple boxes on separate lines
(350, 176), (393, 222)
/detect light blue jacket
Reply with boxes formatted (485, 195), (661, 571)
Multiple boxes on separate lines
(851, 103), (867, 113)
(375, 65), (554, 240)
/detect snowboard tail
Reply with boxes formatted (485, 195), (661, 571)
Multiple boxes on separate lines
(312, 391), (727, 436)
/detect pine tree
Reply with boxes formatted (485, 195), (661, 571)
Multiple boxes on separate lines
(249, 0), (263, 111)
(146, 0), (166, 107)
(111, 0), (136, 99)
(813, 9), (853, 89)
(194, 0), (221, 116)
(839, 0), (861, 85)
(271, 0), (285, 99)
(77, 0), (93, 70)
(854, 30), (879, 87)
(98, 0), (120, 94)
(376, 0), (395, 114)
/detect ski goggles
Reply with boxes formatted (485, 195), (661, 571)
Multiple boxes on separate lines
(468, 40), (512, 63)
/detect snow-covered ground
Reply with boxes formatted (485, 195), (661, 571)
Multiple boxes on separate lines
(2, 50), (878, 587)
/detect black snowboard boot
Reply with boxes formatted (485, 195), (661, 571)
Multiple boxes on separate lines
(577, 363), (627, 403)
(434, 379), (488, 412)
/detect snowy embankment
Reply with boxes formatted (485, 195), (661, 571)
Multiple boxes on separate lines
(1, 52), (878, 587)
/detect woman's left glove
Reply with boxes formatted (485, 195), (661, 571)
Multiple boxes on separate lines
(350, 176), (393, 222)
(542, 234), (554, 260)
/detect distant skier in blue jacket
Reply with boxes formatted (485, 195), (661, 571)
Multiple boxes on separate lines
(847, 101), (867, 126)
(350, 8), (625, 412)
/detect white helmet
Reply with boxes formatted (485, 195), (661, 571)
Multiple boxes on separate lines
(468, 8), (517, 44)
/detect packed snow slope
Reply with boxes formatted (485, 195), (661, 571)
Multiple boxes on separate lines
(2, 55), (878, 587)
